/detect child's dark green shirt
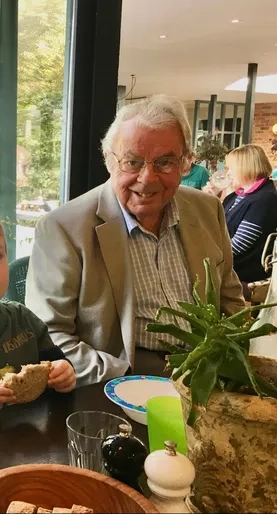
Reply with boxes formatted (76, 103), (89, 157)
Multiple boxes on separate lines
(0, 301), (65, 372)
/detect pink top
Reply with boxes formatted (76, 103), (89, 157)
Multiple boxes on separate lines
(235, 177), (267, 196)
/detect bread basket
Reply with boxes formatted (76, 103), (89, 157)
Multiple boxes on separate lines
(0, 464), (158, 513)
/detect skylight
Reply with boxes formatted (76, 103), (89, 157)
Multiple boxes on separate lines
(225, 74), (277, 94)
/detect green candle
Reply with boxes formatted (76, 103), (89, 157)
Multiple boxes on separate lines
(146, 396), (187, 455)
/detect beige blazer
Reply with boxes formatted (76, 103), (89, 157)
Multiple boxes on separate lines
(26, 180), (244, 386)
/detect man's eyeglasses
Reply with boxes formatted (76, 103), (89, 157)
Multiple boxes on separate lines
(112, 153), (185, 174)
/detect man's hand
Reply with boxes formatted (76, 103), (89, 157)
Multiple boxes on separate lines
(0, 386), (16, 404)
(48, 359), (76, 393)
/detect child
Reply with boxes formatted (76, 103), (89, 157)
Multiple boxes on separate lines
(0, 225), (76, 405)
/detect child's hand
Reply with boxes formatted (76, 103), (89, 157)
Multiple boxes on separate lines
(48, 359), (76, 393)
(0, 386), (16, 404)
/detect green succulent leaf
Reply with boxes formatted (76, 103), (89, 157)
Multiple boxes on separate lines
(182, 369), (193, 386)
(155, 338), (187, 355)
(156, 306), (208, 336)
(146, 322), (202, 348)
(228, 302), (277, 326)
(166, 352), (190, 368)
(218, 356), (249, 385)
(187, 355), (223, 427)
(203, 258), (218, 309)
(232, 323), (277, 343)
(181, 339), (218, 374)
(254, 372), (277, 398)
(192, 275), (206, 307)
(177, 301), (218, 322)
(225, 339), (263, 397)
(172, 359), (192, 381)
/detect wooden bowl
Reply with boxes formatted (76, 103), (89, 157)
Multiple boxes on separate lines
(0, 464), (158, 513)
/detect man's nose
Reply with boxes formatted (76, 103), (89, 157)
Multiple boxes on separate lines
(137, 162), (159, 183)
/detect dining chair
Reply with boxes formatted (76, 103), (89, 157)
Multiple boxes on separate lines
(2, 255), (30, 305)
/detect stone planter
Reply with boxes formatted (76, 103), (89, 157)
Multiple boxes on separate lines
(175, 356), (277, 513)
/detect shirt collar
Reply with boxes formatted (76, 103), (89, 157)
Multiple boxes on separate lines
(117, 200), (138, 234)
(235, 177), (267, 196)
(117, 196), (180, 235)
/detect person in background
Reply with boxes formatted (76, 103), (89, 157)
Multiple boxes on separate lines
(26, 94), (244, 387)
(180, 150), (209, 189)
(223, 144), (277, 299)
(0, 224), (76, 405)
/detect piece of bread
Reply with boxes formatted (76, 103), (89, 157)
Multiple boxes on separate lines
(6, 501), (94, 513)
(71, 505), (94, 513)
(52, 509), (72, 513)
(6, 500), (37, 513)
(0, 361), (52, 403)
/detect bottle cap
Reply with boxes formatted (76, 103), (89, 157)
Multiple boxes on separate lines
(119, 423), (132, 437)
(164, 441), (177, 456)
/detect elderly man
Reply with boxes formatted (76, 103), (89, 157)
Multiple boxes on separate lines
(26, 95), (245, 386)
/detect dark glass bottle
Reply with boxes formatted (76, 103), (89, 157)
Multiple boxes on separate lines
(101, 423), (148, 492)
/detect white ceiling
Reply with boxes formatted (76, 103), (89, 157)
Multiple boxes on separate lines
(119, 0), (277, 105)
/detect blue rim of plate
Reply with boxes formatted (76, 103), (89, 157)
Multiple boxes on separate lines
(104, 375), (171, 413)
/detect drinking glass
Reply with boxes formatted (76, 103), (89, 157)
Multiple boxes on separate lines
(66, 411), (130, 473)
(146, 396), (187, 455)
(210, 168), (231, 190)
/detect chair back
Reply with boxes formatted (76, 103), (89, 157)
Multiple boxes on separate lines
(2, 255), (30, 304)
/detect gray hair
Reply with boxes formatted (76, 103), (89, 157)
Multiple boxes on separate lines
(101, 94), (192, 156)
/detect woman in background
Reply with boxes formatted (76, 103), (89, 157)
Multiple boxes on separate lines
(222, 144), (277, 298)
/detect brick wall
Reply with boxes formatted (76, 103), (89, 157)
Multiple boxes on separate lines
(253, 102), (277, 166)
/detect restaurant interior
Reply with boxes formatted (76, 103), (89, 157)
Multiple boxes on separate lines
(0, 1), (277, 513)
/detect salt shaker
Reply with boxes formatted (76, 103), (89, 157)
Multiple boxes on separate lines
(101, 423), (148, 493)
(144, 441), (195, 513)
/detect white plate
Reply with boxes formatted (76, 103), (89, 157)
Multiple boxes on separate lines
(104, 375), (179, 425)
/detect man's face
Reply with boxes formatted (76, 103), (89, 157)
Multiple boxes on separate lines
(0, 236), (8, 298)
(108, 120), (186, 229)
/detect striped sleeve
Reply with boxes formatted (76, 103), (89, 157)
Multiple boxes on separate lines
(231, 220), (262, 256)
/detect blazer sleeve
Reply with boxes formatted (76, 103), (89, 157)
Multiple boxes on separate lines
(25, 215), (129, 386)
(216, 198), (245, 316)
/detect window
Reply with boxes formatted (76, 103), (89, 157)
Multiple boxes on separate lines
(0, 0), (69, 261)
(1, 0), (121, 262)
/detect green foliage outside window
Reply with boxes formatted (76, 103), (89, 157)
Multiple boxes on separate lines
(17, 0), (66, 204)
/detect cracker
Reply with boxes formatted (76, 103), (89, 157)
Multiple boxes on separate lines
(71, 505), (94, 513)
(6, 500), (37, 513)
(52, 508), (72, 513)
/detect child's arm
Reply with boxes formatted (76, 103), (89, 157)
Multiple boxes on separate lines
(20, 305), (76, 393)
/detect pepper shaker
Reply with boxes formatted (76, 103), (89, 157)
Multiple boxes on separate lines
(101, 423), (148, 493)
(144, 441), (195, 513)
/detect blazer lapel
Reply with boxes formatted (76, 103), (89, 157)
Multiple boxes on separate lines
(95, 181), (135, 366)
(176, 193), (208, 302)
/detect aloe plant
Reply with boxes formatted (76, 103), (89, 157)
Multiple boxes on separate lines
(146, 258), (277, 428)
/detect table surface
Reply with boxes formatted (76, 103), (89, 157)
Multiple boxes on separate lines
(0, 349), (169, 470)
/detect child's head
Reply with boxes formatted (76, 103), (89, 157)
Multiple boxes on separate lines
(0, 225), (9, 298)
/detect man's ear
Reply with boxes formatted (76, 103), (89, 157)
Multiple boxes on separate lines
(104, 152), (112, 175)
(180, 157), (190, 175)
